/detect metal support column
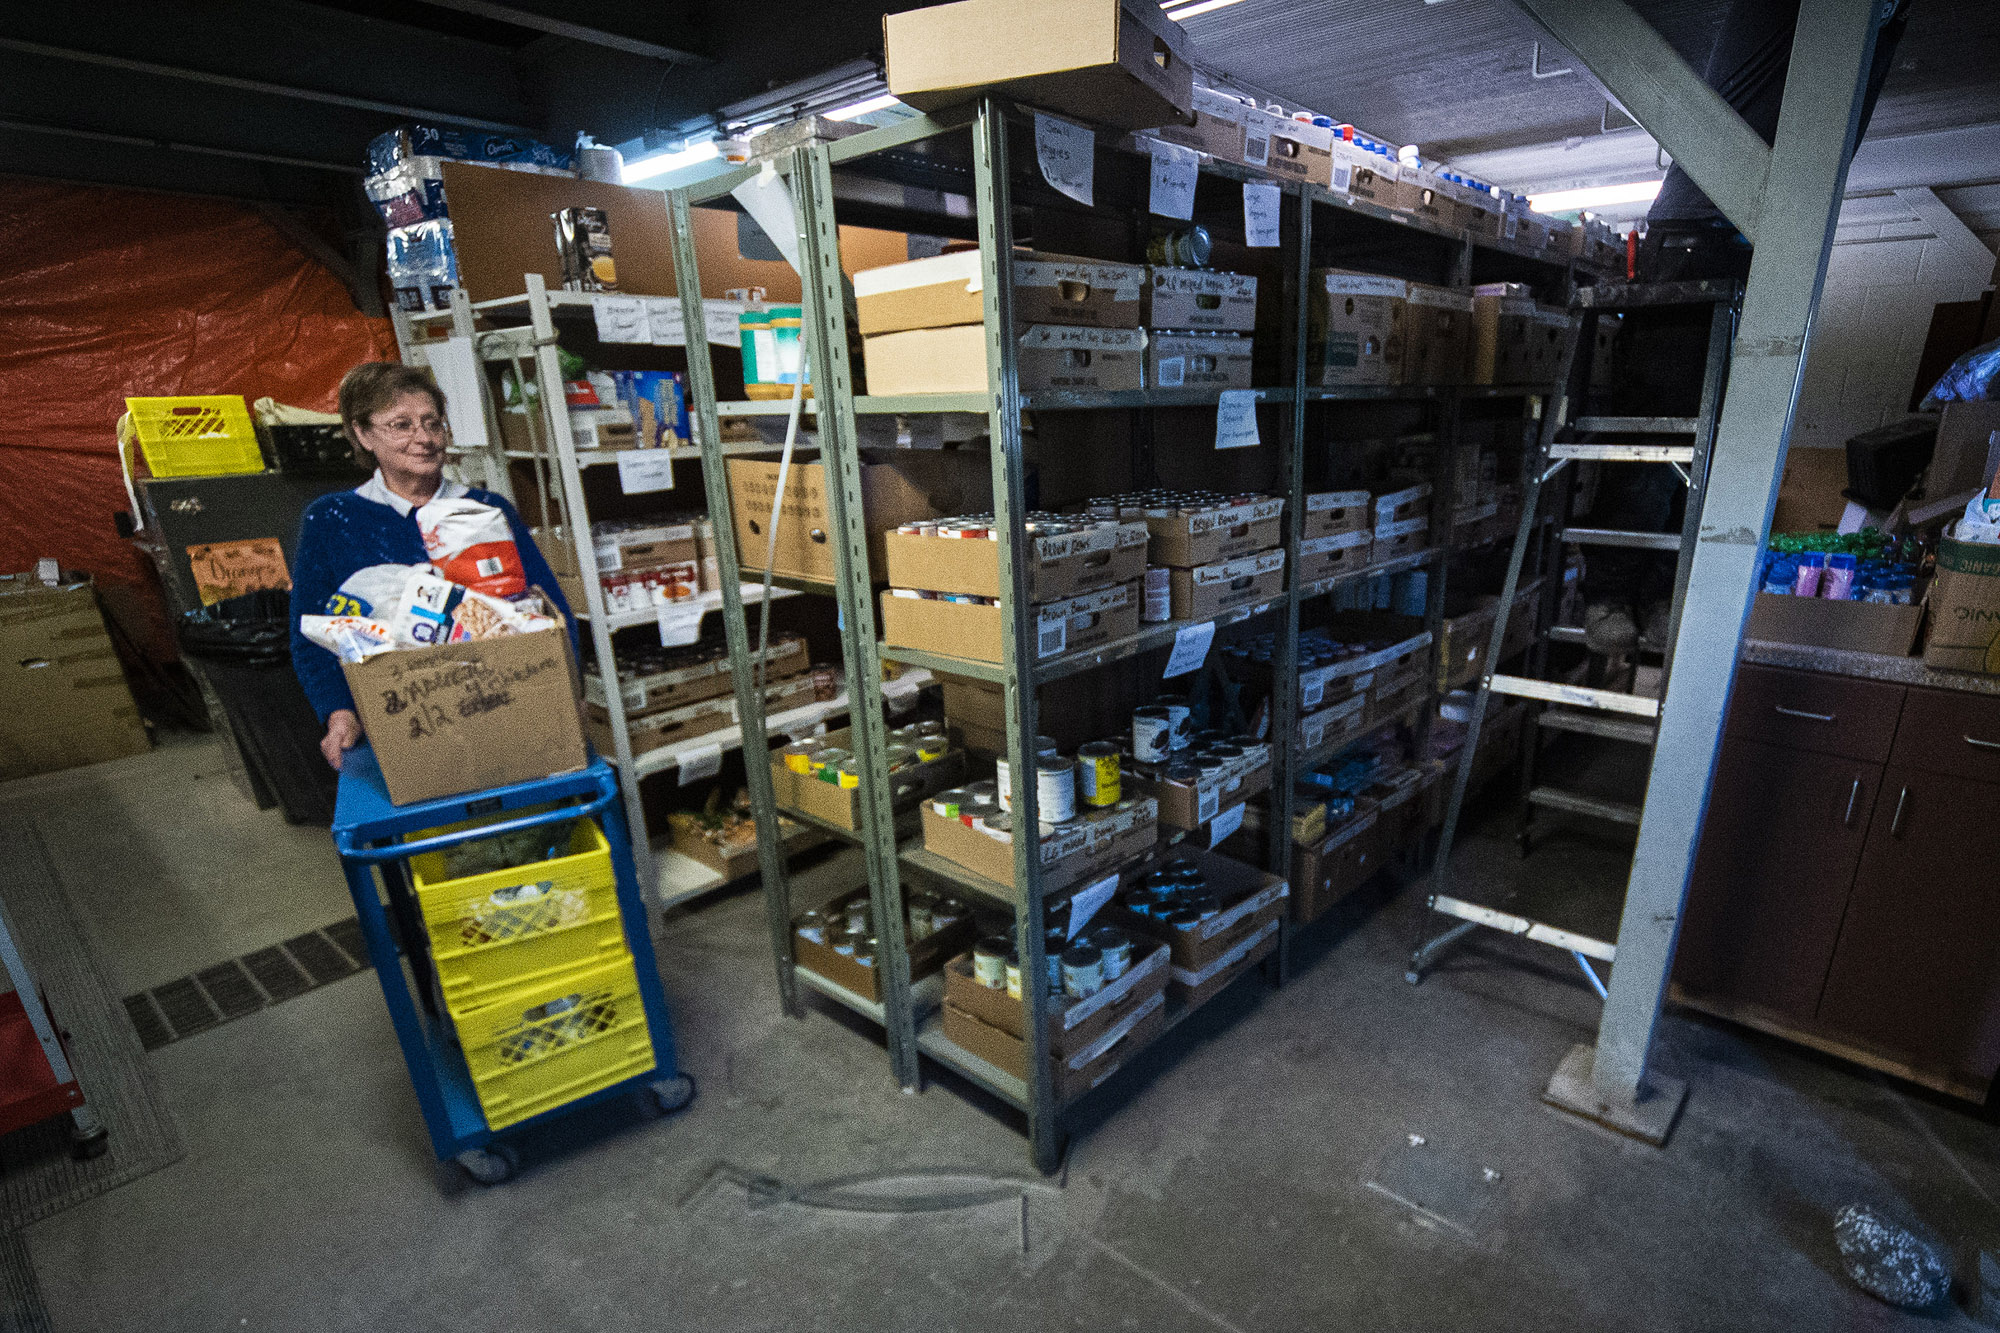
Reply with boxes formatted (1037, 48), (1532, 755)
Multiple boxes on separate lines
(1547, 0), (1887, 1140)
(1266, 183), (1309, 944)
(795, 142), (921, 1090)
(971, 101), (1062, 1174)
(667, 190), (801, 1019)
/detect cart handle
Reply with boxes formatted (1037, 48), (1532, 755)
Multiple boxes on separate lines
(335, 787), (616, 863)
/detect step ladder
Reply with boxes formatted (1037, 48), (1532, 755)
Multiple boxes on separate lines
(1408, 279), (1739, 989)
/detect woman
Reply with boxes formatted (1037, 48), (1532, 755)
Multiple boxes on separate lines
(290, 361), (573, 771)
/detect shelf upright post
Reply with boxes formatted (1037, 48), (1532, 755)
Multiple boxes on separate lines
(1267, 183), (1312, 978)
(970, 99), (1061, 1174)
(794, 141), (921, 1089)
(665, 188), (801, 1019)
(523, 271), (658, 896)
(448, 286), (515, 503)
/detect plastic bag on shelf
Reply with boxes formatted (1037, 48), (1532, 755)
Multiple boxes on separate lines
(1921, 336), (2000, 406)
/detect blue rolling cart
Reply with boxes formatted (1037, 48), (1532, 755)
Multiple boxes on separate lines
(332, 745), (692, 1185)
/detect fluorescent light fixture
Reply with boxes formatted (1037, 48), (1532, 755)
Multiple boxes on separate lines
(824, 93), (901, 122)
(1166, 0), (1247, 17)
(622, 138), (719, 184)
(1527, 179), (1662, 213)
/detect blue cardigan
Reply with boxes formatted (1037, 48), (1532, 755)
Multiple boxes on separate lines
(288, 485), (575, 723)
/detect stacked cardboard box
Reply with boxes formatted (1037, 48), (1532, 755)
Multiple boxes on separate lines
(1306, 269), (1474, 388)
(1104, 847), (1287, 1010)
(1300, 489), (1375, 584)
(1372, 482), (1431, 563)
(0, 573), (149, 780)
(920, 794), (1159, 894)
(1143, 265), (1257, 390)
(1082, 491), (1286, 622)
(534, 517), (701, 615)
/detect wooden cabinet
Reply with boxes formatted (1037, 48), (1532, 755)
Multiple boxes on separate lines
(1675, 669), (2000, 1101)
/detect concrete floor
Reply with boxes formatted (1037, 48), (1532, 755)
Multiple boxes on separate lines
(7, 733), (2000, 1331)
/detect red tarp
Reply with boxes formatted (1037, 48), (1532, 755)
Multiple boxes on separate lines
(0, 177), (396, 662)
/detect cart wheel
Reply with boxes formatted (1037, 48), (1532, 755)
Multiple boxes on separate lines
(68, 1123), (110, 1161)
(646, 1073), (696, 1116)
(455, 1142), (519, 1186)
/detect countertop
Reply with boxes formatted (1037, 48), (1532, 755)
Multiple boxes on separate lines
(1740, 639), (2000, 696)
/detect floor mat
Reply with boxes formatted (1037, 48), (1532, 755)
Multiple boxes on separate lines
(0, 1233), (51, 1333)
(0, 824), (185, 1231)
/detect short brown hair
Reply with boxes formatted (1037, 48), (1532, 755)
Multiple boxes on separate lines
(338, 362), (447, 459)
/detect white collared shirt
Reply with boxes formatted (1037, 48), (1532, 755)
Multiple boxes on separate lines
(354, 469), (470, 517)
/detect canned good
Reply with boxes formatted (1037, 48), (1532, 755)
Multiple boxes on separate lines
(1164, 908), (1203, 932)
(932, 787), (971, 818)
(1147, 224), (1211, 268)
(1004, 948), (1023, 1000)
(915, 719), (946, 738)
(809, 746), (849, 774)
(843, 899), (872, 933)
(781, 742), (816, 774)
(1091, 927), (1133, 980)
(983, 810), (1013, 841)
(832, 929), (862, 956)
(961, 797), (998, 829)
(795, 909), (828, 944)
(973, 936), (1009, 989)
(1154, 699), (1193, 751)
(914, 738), (948, 763)
(1077, 741), (1121, 807)
(1036, 755), (1077, 823)
(836, 759), (862, 789)
(1061, 942), (1105, 998)
(1142, 567), (1172, 623)
(1035, 735), (1060, 758)
(967, 779), (999, 804)
(908, 899), (935, 940)
(885, 742), (917, 771)
(853, 943), (877, 968)
(995, 756), (1011, 812)
(1045, 927), (1068, 993)
(1132, 707), (1174, 764)
(1185, 892), (1221, 919)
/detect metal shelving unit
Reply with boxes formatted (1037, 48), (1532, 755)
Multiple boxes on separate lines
(664, 97), (1598, 1172)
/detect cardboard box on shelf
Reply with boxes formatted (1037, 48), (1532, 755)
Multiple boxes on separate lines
(861, 323), (987, 396)
(1332, 149), (1412, 212)
(1407, 179), (1462, 232)
(1437, 599), (1498, 691)
(919, 794), (1158, 894)
(881, 521), (1148, 603)
(942, 942), (1170, 1058)
(794, 889), (977, 1002)
(1170, 917), (1279, 1010)
(1124, 749), (1271, 830)
(1015, 255), (1146, 329)
(1144, 267), (1258, 332)
(584, 636), (809, 716)
(773, 725), (966, 831)
(1307, 269), (1407, 387)
(591, 692), (727, 758)
(726, 451), (982, 584)
(941, 985), (1167, 1103)
(1525, 306), (1571, 384)
(1402, 285), (1473, 385)
(1018, 325), (1147, 393)
(343, 625), (588, 806)
(1367, 674), (1430, 726)
(1147, 84), (1253, 162)
(935, 670), (1006, 731)
(1373, 518), (1429, 563)
(0, 574), (149, 781)
(1299, 528), (1374, 584)
(880, 579), (1140, 666)
(1298, 693), (1368, 757)
(1373, 483), (1432, 530)
(855, 250), (1147, 337)
(1168, 548), (1286, 620)
(1304, 489), (1373, 539)
(1261, 117), (1334, 186)
(1132, 496), (1284, 568)
(1472, 289), (1537, 386)
(667, 810), (824, 882)
(1922, 534), (2000, 671)
(860, 323), (1148, 396)
(1105, 846), (1288, 972)
(1298, 656), (1373, 712)
(1146, 332), (1253, 391)
(1291, 806), (1381, 924)
(1746, 592), (1926, 659)
(885, 0), (1194, 132)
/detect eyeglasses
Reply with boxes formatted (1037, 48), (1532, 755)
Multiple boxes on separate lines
(366, 414), (446, 441)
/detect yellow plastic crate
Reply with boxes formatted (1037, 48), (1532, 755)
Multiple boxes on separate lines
(406, 810), (628, 1011)
(124, 395), (265, 478)
(452, 954), (656, 1129)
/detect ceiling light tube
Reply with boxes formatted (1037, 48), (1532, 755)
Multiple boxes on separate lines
(622, 137), (720, 184)
(1169, 0), (1248, 18)
(1527, 179), (1662, 213)
(824, 93), (901, 122)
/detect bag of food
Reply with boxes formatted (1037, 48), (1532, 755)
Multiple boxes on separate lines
(299, 614), (396, 663)
(389, 571), (555, 647)
(324, 563), (419, 619)
(417, 497), (526, 597)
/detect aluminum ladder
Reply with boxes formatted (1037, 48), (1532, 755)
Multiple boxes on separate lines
(1408, 278), (1739, 989)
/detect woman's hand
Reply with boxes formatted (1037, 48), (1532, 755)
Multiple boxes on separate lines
(321, 709), (363, 770)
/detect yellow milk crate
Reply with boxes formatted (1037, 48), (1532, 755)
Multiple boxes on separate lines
(124, 395), (265, 478)
(453, 954), (656, 1129)
(406, 810), (629, 1011)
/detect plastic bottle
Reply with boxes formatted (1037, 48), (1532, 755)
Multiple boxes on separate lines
(1761, 554), (1797, 595)
(1822, 552), (1857, 600)
(1793, 551), (1825, 597)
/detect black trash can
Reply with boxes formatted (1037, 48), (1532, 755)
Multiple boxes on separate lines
(178, 589), (338, 826)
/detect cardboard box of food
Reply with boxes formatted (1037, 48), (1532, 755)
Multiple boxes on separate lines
(1168, 548), (1286, 620)
(1326, 142), (1407, 208)
(667, 809), (824, 883)
(854, 249), (1148, 336)
(881, 520), (1147, 602)
(861, 323), (987, 396)
(588, 660), (813, 727)
(726, 451), (982, 584)
(1291, 807), (1381, 923)
(1146, 331), (1253, 391)
(919, 794), (1158, 894)
(1144, 266), (1258, 332)
(861, 323), (1148, 396)
(1260, 117), (1334, 186)
(1018, 324), (1147, 393)
(880, 579), (1140, 665)
(1472, 290), (1538, 385)
(1015, 254), (1146, 329)
(1407, 177), (1463, 231)
(1438, 599), (1498, 691)
(773, 725), (965, 831)
(1298, 693), (1368, 758)
(1105, 846), (1288, 971)
(584, 636), (808, 715)
(942, 942), (1170, 1058)
(1299, 528), (1375, 586)
(936, 669), (1006, 730)
(1304, 489), (1372, 539)
(1123, 749), (1271, 830)
(1307, 269), (1407, 387)
(1147, 83), (1258, 160)
(344, 625), (588, 806)
(1169, 918), (1279, 1010)
(885, 0), (1194, 131)
(590, 692), (728, 758)
(1525, 306), (1571, 384)
(941, 985), (1167, 1103)
(0, 574), (148, 781)
(1127, 495), (1284, 567)
(1373, 483), (1432, 530)
(1912, 532), (1992, 668)
(1298, 658), (1371, 713)
(1373, 518), (1430, 563)
(1367, 674), (1430, 727)
(1402, 285), (1473, 385)
(794, 888), (977, 1002)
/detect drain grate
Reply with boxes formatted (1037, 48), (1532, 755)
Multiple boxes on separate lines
(123, 919), (373, 1051)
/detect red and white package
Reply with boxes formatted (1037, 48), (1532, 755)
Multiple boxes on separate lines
(416, 497), (527, 597)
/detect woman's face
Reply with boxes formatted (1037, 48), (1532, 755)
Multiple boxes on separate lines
(355, 388), (446, 481)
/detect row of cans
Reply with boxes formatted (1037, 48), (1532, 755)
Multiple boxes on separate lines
(795, 889), (975, 966)
(887, 588), (997, 606)
(1229, 627), (1407, 670)
(781, 720), (948, 788)
(894, 511), (1134, 541)
(1119, 858), (1224, 929)
(971, 925), (1136, 1001)
(1080, 488), (1273, 520)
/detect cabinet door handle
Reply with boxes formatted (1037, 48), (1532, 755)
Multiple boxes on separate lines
(1965, 735), (2000, 751)
(1774, 705), (1835, 723)
(1844, 777), (1861, 826)
(1890, 785), (1909, 837)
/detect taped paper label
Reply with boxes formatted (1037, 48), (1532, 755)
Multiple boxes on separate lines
(1147, 140), (1198, 220)
(1242, 182), (1281, 248)
(657, 599), (705, 646)
(1034, 113), (1095, 206)
(645, 297), (686, 345)
(1163, 620), (1214, 678)
(1067, 872), (1119, 941)
(1215, 389), (1261, 450)
(676, 742), (723, 785)
(592, 295), (648, 344)
(616, 450), (675, 494)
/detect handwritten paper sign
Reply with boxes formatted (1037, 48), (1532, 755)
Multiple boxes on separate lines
(591, 295), (648, 344)
(1068, 872), (1121, 940)
(1243, 181), (1281, 247)
(1209, 800), (1245, 848)
(1215, 389), (1262, 450)
(1035, 113), (1095, 206)
(657, 599), (705, 646)
(616, 449), (676, 494)
(677, 741), (724, 786)
(185, 538), (291, 605)
(1148, 140), (1198, 220)
(1162, 620), (1215, 678)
